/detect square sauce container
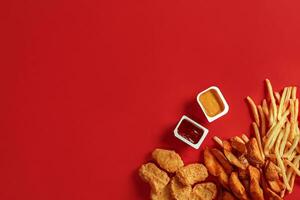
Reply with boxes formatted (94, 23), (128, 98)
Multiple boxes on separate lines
(197, 86), (229, 122)
(174, 115), (208, 149)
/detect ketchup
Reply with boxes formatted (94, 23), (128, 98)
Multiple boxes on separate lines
(177, 119), (204, 144)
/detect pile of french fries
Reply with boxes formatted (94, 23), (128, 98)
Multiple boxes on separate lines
(205, 79), (299, 200)
(247, 79), (300, 196)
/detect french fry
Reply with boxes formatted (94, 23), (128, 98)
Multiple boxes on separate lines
(280, 122), (291, 157)
(213, 136), (223, 148)
(283, 87), (292, 114)
(252, 122), (265, 160)
(257, 105), (266, 138)
(284, 131), (299, 159)
(284, 159), (300, 176)
(266, 79), (277, 122)
(278, 87), (287, 120)
(241, 134), (249, 143)
(269, 105), (274, 128)
(275, 92), (281, 104)
(292, 86), (297, 100)
(247, 96), (260, 127)
(264, 110), (289, 156)
(262, 99), (269, 117)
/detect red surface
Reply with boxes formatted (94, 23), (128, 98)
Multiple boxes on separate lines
(1, 0), (300, 199)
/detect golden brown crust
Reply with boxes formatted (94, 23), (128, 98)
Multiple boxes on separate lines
(211, 148), (233, 175)
(229, 172), (249, 200)
(224, 150), (246, 170)
(265, 161), (279, 181)
(190, 182), (217, 200)
(170, 177), (192, 200)
(176, 164), (208, 186)
(152, 149), (184, 173)
(151, 184), (173, 200)
(246, 138), (264, 166)
(248, 165), (264, 200)
(230, 137), (247, 155)
(139, 163), (170, 194)
(222, 191), (237, 200)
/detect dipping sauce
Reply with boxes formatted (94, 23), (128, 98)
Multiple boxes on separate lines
(199, 89), (224, 117)
(177, 119), (204, 144)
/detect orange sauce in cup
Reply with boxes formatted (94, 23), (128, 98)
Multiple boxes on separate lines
(199, 89), (224, 117)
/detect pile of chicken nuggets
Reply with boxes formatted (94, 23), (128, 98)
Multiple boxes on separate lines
(139, 148), (217, 200)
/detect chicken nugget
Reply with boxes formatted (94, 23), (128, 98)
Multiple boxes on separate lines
(190, 182), (217, 200)
(176, 163), (208, 186)
(151, 183), (173, 200)
(170, 177), (192, 200)
(211, 148), (233, 175)
(152, 149), (184, 173)
(222, 191), (237, 200)
(246, 138), (264, 166)
(265, 161), (279, 181)
(248, 166), (264, 200)
(229, 172), (249, 200)
(139, 163), (170, 194)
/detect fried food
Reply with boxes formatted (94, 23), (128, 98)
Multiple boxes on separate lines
(204, 148), (229, 189)
(176, 163), (208, 186)
(152, 148), (184, 173)
(246, 96), (260, 127)
(229, 172), (249, 200)
(151, 184), (173, 200)
(268, 180), (285, 194)
(211, 148), (233, 175)
(230, 137), (247, 155)
(170, 177), (192, 200)
(266, 188), (283, 200)
(248, 165), (264, 200)
(222, 191), (237, 200)
(204, 148), (222, 176)
(190, 182), (217, 200)
(139, 163), (170, 194)
(265, 161), (279, 181)
(224, 149), (246, 170)
(246, 138), (264, 165)
(223, 140), (232, 151)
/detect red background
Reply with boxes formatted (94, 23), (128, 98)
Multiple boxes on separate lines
(1, 0), (300, 199)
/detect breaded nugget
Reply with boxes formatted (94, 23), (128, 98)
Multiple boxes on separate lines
(152, 149), (184, 173)
(222, 191), (237, 200)
(246, 138), (264, 165)
(139, 163), (170, 194)
(265, 161), (279, 181)
(176, 163), (208, 186)
(151, 184), (173, 200)
(211, 148), (233, 175)
(229, 172), (249, 200)
(248, 165), (264, 200)
(190, 182), (217, 200)
(170, 177), (192, 200)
